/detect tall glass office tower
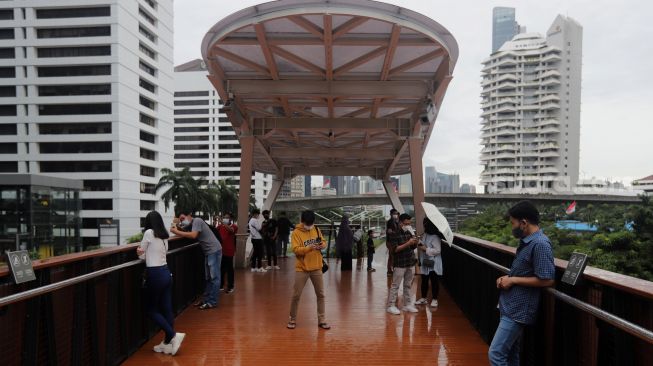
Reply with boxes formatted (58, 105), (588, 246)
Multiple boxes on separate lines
(492, 7), (520, 52)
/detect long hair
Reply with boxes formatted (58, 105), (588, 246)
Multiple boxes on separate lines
(423, 217), (445, 240)
(144, 211), (170, 239)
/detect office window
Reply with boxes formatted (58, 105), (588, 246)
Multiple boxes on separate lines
(0, 86), (16, 97)
(39, 122), (111, 135)
(139, 25), (156, 42)
(0, 9), (14, 20)
(83, 180), (112, 192)
(139, 60), (156, 76)
(140, 148), (156, 160)
(140, 165), (156, 177)
(0, 143), (17, 154)
(0, 28), (14, 40)
(139, 95), (155, 110)
(139, 42), (156, 59)
(139, 8), (156, 25)
(0, 48), (15, 59)
(174, 135), (209, 141)
(174, 162), (209, 168)
(140, 130), (156, 143)
(38, 84), (111, 96)
(174, 153), (209, 159)
(0, 124), (17, 135)
(174, 126), (209, 133)
(173, 145), (209, 151)
(82, 199), (113, 210)
(174, 109), (209, 115)
(140, 183), (156, 194)
(40, 161), (112, 172)
(139, 78), (155, 93)
(37, 65), (111, 77)
(38, 103), (111, 115)
(0, 161), (18, 172)
(40, 141), (111, 154)
(174, 117), (209, 124)
(174, 91), (209, 97)
(174, 100), (209, 106)
(36, 26), (110, 38)
(0, 67), (15, 78)
(0, 105), (17, 116)
(140, 200), (156, 211)
(37, 46), (110, 58)
(36, 7), (110, 19)
(140, 113), (156, 127)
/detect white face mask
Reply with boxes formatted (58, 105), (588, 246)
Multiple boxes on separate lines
(402, 225), (414, 233)
(181, 219), (191, 227)
(392, 215), (398, 220)
(304, 224), (314, 231)
(222, 219), (231, 225)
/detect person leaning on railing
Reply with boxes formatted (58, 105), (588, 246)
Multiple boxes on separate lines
(489, 201), (555, 366)
(136, 211), (186, 356)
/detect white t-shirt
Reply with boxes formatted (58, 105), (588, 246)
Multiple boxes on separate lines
(249, 217), (262, 239)
(139, 229), (168, 267)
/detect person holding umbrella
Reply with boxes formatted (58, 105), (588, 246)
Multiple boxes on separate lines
(415, 217), (445, 308)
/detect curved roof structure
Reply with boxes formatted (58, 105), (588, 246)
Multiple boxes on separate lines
(202, 0), (458, 180)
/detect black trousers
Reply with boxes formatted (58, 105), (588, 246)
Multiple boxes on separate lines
(264, 237), (277, 266)
(251, 239), (264, 268)
(340, 250), (353, 271)
(221, 255), (234, 290)
(420, 272), (440, 299)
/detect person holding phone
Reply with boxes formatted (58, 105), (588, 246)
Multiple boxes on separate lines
(287, 210), (330, 330)
(415, 218), (444, 308)
(386, 213), (419, 315)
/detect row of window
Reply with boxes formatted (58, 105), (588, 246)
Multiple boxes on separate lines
(39, 122), (111, 135)
(37, 26), (110, 39)
(0, 86), (16, 97)
(40, 142), (111, 154)
(38, 84), (111, 97)
(0, 124), (17, 135)
(38, 103), (111, 116)
(40, 161), (112, 173)
(174, 100), (209, 106)
(0, 142), (17, 154)
(37, 46), (111, 58)
(174, 91), (208, 97)
(36, 7), (110, 19)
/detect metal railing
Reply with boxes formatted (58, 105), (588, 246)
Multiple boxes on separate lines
(443, 235), (653, 366)
(0, 238), (205, 366)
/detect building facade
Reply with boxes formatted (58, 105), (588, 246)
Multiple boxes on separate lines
(0, 1), (175, 246)
(173, 59), (271, 208)
(480, 15), (582, 194)
(492, 7), (521, 53)
(425, 166), (460, 193)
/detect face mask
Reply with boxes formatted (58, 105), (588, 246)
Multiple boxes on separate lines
(304, 224), (314, 231)
(402, 225), (413, 233)
(222, 219), (231, 225)
(392, 215), (398, 220)
(512, 223), (525, 239)
(181, 219), (191, 227)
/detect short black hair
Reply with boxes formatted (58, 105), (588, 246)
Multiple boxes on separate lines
(301, 210), (316, 225)
(367, 229), (374, 235)
(223, 212), (233, 218)
(262, 210), (270, 215)
(508, 201), (540, 225)
(390, 209), (398, 214)
(178, 208), (193, 216)
(398, 213), (411, 222)
(251, 208), (260, 215)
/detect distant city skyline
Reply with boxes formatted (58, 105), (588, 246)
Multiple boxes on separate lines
(175, 0), (653, 189)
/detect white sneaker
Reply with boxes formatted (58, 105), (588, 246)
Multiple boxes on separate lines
(265, 265), (273, 270)
(251, 268), (257, 272)
(415, 298), (428, 305)
(258, 268), (267, 273)
(274, 265), (280, 270)
(402, 305), (419, 313)
(430, 299), (439, 307)
(165, 332), (185, 356)
(386, 306), (401, 315)
(153, 340), (166, 353)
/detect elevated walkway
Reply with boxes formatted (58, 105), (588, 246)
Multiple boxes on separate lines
(124, 246), (488, 365)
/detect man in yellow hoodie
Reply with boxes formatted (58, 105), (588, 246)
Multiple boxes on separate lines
(287, 210), (330, 330)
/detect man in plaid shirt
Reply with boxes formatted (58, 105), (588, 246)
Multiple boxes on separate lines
(386, 213), (419, 315)
(489, 201), (555, 366)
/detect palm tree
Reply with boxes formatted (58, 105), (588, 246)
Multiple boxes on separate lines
(155, 168), (199, 213)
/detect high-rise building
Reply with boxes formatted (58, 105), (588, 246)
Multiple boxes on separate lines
(480, 15), (582, 194)
(0, 1), (174, 246)
(304, 175), (311, 197)
(173, 59), (271, 208)
(399, 174), (412, 193)
(492, 7), (521, 53)
(425, 166), (460, 193)
(425, 166), (437, 193)
(324, 175), (345, 195)
(460, 184), (477, 194)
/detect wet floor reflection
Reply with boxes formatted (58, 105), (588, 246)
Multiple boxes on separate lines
(125, 247), (488, 365)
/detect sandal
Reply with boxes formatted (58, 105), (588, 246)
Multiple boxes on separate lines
(318, 323), (331, 330)
(287, 320), (296, 329)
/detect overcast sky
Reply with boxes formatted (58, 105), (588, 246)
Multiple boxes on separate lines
(174, 0), (653, 188)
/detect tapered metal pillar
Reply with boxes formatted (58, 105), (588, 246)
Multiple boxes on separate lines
(382, 180), (405, 214)
(262, 177), (284, 212)
(408, 137), (425, 234)
(235, 135), (254, 268)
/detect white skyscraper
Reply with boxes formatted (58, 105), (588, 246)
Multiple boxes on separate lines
(173, 59), (271, 208)
(480, 15), (582, 193)
(0, 1), (175, 246)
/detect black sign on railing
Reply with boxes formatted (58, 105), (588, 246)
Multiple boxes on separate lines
(6, 250), (36, 284)
(561, 252), (588, 286)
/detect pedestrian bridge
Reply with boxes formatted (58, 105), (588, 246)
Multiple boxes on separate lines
(1, 234), (651, 365)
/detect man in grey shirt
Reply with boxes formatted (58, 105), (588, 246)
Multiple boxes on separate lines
(171, 209), (222, 309)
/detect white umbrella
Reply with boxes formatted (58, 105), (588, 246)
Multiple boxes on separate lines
(421, 202), (454, 246)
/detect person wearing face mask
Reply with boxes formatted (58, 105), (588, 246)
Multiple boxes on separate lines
(385, 209), (400, 277)
(489, 201), (555, 366)
(218, 212), (238, 293)
(386, 213), (419, 315)
(170, 209), (222, 310)
(287, 210), (330, 330)
(366, 229), (376, 272)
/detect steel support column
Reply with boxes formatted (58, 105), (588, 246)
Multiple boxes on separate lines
(382, 180), (405, 214)
(262, 177), (284, 212)
(408, 136), (425, 233)
(236, 135), (254, 268)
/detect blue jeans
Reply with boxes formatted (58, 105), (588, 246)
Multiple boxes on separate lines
(489, 315), (524, 366)
(203, 250), (222, 306)
(145, 265), (175, 343)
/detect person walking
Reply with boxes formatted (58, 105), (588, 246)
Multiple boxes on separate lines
(218, 212), (237, 293)
(248, 209), (266, 272)
(366, 229), (376, 272)
(287, 210), (330, 330)
(488, 201), (555, 366)
(335, 216), (353, 271)
(137, 211), (185, 355)
(170, 209), (222, 310)
(386, 213), (419, 315)
(262, 210), (279, 270)
(415, 218), (444, 308)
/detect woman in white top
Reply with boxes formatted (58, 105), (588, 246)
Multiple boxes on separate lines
(415, 218), (445, 308)
(136, 211), (185, 356)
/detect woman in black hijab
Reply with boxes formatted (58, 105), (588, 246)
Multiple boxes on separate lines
(335, 216), (353, 271)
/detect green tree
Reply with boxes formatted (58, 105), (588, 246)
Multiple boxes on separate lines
(155, 168), (200, 213)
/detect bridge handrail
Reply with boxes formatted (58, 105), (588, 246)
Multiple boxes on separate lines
(449, 239), (653, 345)
(0, 243), (200, 308)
